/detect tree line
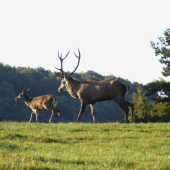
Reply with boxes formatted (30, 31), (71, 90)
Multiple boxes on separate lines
(1, 28), (170, 123)
(0, 64), (141, 123)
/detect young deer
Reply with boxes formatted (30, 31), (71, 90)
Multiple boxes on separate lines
(55, 49), (134, 123)
(15, 88), (61, 123)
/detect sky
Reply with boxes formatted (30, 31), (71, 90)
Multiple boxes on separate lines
(0, 0), (170, 85)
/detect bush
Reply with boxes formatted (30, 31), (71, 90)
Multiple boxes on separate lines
(133, 87), (170, 122)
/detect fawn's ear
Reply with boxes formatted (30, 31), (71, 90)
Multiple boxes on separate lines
(25, 89), (30, 93)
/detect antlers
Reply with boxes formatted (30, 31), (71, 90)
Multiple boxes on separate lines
(54, 48), (81, 78)
(54, 51), (70, 78)
(68, 48), (81, 77)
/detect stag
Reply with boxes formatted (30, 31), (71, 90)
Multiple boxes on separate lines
(55, 49), (134, 123)
(15, 88), (61, 123)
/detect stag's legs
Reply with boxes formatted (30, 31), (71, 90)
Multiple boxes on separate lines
(124, 110), (129, 123)
(125, 101), (134, 122)
(90, 104), (96, 124)
(29, 112), (34, 123)
(117, 101), (129, 123)
(77, 102), (87, 123)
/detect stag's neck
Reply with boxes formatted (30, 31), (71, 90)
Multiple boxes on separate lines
(67, 77), (81, 99)
(23, 95), (32, 107)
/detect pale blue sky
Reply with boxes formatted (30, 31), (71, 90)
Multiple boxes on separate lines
(0, 0), (170, 84)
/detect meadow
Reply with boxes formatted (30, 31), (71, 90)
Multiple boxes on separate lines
(0, 122), (170, 170)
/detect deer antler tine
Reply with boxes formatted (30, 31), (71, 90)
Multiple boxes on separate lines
(78, 48), (80, 56)
(54, 65), (61, 71)
(54, 71), (63, 78)
(58, 51), (62, 60)
(68, 48), (81, 77)
(54, 65), (64, 76)
(55, 50), (71, 78)
(73, 52), (78, 58)
(58, 51), (60, 59)
(73, 48), (80, 58)
(63, 50), (70, 60)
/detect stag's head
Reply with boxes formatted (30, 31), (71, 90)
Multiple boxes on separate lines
(58, 75), (68, 92)
(54, 49), (81, 92)
(15, 88), (29, 100)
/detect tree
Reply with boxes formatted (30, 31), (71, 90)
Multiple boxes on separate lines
(133, 87), (170, 122)
(144, 28), (170, 102)
(133, 87), (152, 122)
(150, 28), (170, 77)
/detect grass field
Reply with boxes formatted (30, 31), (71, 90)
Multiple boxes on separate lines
(0, 122), (170, 170)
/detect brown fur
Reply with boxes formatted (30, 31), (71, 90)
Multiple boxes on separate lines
(15, 89), (61, 123)
(55, 49), (134, 123)
(58, 76), (134, 123)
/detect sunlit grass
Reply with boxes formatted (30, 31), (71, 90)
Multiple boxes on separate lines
(0, 122), (170, 169)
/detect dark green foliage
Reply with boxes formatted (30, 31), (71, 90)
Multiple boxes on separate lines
(144, 79), (170, 103)
(150, 29), (170, 75)
(145, 28), (170, 103)
(133, 87), (170, 122)
(140, 28), (170, 122)
(0, 63), (141, 123)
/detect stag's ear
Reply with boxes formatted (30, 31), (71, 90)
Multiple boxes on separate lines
(22, 88), (26, 93)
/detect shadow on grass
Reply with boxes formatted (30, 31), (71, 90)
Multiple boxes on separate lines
(30, 157), (99, 167)
(0, 142), (19, 151)
(110, 159), (135, 169)
(68, 128), (88, 132)
(51, 158), (99, 166)
(29, 168), (51, 170)
(4, 133), (28, 140)
(34, 136), (86, 144)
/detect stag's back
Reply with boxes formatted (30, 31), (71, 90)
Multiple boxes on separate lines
(79, 79), (128, 102)
(78, 80), (112, 101)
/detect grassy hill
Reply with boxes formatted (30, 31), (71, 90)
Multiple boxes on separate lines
(0, 122), (170, 169)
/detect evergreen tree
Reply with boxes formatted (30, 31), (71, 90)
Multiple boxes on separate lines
(144, 28), (170, 102)
(150, 28), (170, 77)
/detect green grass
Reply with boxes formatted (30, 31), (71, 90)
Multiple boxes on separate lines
(0, 122), (170, 170)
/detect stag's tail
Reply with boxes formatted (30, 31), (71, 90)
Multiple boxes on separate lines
(51, 96), (58, 108)
(124, 83), (131, 101)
